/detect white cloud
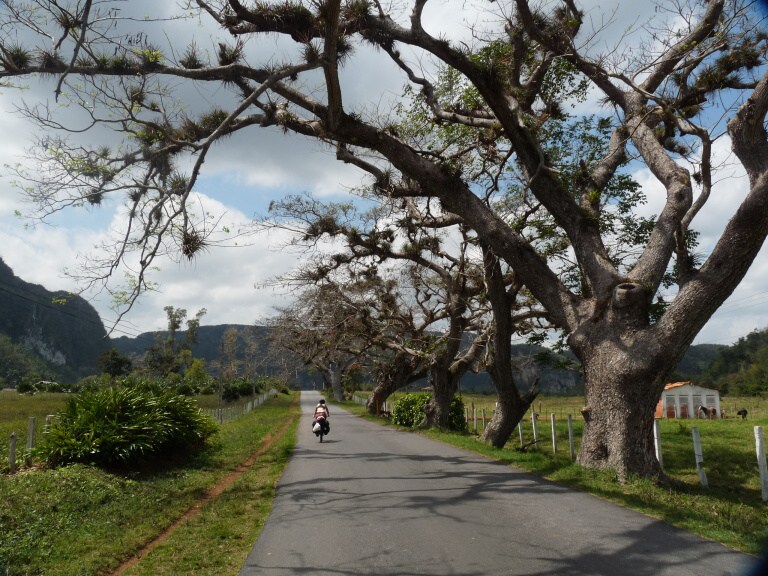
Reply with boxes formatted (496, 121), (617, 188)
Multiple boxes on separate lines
(0, 186), (304, 336)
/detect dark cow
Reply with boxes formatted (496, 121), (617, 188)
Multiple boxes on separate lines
(737, 408), (748, 420)
(697, 405), (717, 419)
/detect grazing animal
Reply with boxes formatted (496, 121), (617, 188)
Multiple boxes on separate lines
(737, 408), (748, 420)
(697, 405), (717, 419)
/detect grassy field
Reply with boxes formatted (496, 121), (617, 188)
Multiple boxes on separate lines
(351, 391), (768, 554)
(0, 392), (299, 576)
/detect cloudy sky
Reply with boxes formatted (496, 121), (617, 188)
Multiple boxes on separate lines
(0, 0), (766, 346)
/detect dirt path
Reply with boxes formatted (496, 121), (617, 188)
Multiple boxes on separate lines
(111, 411), (297, 575)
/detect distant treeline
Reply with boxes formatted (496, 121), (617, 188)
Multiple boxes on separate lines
(690, 328), (768, 396)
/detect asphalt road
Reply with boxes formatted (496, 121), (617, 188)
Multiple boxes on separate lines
(239, 391), (758, 576)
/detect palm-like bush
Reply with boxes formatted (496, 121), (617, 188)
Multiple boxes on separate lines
(39, 387), (217, 468)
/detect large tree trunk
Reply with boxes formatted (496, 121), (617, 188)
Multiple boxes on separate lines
(421, 363), (458, 429)
(576, 354), (666, 481)
(479, 244), (538, 447)
(366, 378), (401, 415)
(481, 378), (538, 448)
(570, 290), (683, 481)
(329, 367), (344, 402)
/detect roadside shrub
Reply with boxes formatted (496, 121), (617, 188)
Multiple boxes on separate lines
(392, 392), (468, 432)
(448, 395), (468, 433)
(392, 393), (431, 427)
(38, 387), (218, 468)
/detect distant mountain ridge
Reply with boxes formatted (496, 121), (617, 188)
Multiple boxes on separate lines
(0, 257), (110, 381)
(0, 255), (730, 389)
(111, 326), (721, 394)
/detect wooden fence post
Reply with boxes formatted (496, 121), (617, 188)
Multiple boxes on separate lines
(653, 419), (664, 471)
(531, 412), (539, 449)
(473, 407), (478, 433)
(25, 417), (35, 467)
(550, 414), (557, 454)
(567, 415), (574, 461)
(691, 427), (708, 488)
(755, 426), (768, 502)
(482, 408), (486, 431)
(44, 415), (54, 434)
(9, 432), (17, 474)
(517, 422), (524, 448)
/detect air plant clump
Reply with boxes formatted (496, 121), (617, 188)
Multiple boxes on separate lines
(54, 11), (79, 32)
(174, 116), (203, 141)
(335, 36), (354, 63)
(302, 42), (321, 64)
(167, 173), (189, 197)
(179, 44), (204, 69)
(197, 108), (229, 136)
(128, 86), (146, 107)
(94, 53), (110, 70)
(136, 124), (167, 147)
(3, 44), (31, 70)
(110, 53), (133, 72)
(217, 40), (244, 66)
(181, 228), (207, 260)
(38, 50), (65, 71)
(137, 46), (164, 69)
(86, 189), (104, 205)
(341, 0), (370, 27)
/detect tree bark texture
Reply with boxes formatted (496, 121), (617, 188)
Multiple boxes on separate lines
(479, 244), (538, 447)
(366, 354), (424, 415)
(569, 287), (681, 480)
(421, 361), (459, 429)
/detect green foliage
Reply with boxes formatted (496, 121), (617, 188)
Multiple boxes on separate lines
(448, 395), (468, 433)
(38, 387), (217, 468)
(391, 392), (467, 432)
(0, 334), (53, 386)
(97, 347), (133, 377)
(136, 46), (164, 68)
(220, 376), (266, 402)
(701, 328), (768, 395)
(391, 392), (431, 427)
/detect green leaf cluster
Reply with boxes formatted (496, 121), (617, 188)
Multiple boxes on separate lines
(392, 392), (431, 427)
(391, 392), (467, 432)
(38, 387), (218, 468)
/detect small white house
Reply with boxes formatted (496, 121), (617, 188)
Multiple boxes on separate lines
(655, 381), (721, 419)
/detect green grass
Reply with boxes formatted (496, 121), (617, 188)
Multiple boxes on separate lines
(347, 393), (768, 554)
(0, 393), (299, 576)
(120, 402), (298, 576)
(0, 392), (69, 467)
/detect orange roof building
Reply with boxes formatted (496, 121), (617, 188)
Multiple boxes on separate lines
(655, 381), (721, 419)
